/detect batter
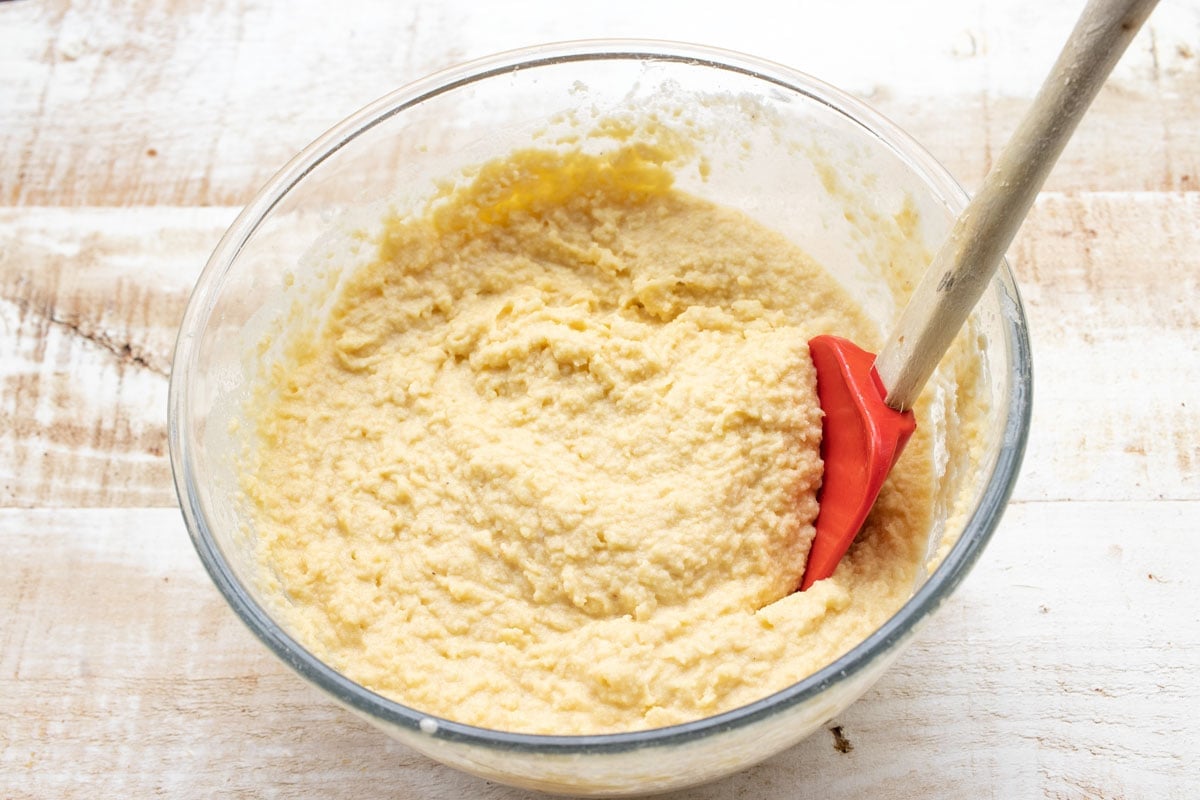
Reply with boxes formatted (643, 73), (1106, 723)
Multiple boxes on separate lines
(241, 140), (933, 734)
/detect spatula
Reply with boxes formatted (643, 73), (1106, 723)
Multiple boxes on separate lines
(799, 0), (1159, 591)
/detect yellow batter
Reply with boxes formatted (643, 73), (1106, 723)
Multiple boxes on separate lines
(242, 140), (932, 734)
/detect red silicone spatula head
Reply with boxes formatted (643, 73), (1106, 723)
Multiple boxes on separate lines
(799, 335), (916, 591)
(796, 0), (1158, 591)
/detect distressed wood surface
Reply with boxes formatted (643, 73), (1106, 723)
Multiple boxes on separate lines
(2, 0), (1199, 206)
(2, 0), (1198, 797)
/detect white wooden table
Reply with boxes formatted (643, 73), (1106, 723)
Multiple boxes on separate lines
(3, 0), (1198, 796)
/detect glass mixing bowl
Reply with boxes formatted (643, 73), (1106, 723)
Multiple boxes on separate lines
(169, 41), (1031, 796)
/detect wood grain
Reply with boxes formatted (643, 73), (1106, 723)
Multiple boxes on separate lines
(1013, 192), (1200, 504)
(2, 0), (1198, 796)
(1, 0), (1198, 208)
(0, 208), (232, 507)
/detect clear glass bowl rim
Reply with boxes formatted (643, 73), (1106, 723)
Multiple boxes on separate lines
(168, 38), (1032, 756)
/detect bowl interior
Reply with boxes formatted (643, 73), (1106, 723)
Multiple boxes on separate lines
(170, 42), (1029, 795)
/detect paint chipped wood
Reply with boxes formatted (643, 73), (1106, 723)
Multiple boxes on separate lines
(0, 208), (234, 507)
(2, 0), (1198, 797)
(2, 0), (1198, 207)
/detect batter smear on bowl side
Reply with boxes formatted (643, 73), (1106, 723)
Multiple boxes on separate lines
(240, 139), (935, 735)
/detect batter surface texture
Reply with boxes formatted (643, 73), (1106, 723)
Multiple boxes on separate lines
(242, 142), (933, 734)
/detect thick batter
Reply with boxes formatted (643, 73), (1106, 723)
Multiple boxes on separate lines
(241, 140), (933, 734)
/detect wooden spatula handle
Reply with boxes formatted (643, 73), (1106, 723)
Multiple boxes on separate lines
(874, 0), (1159, 410)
